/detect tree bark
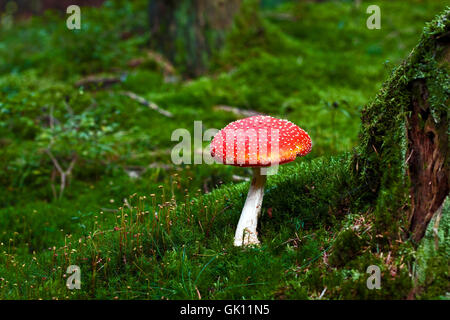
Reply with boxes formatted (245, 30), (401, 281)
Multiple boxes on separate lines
(148, 0), (178, 63)
(407, 78), (449, 242)
(148, 0), (242, 77)
(354, 9), (449, 244)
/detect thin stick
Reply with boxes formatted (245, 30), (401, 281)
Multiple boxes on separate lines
(120, 91), (173, 118)
(45, 149), (77, 199)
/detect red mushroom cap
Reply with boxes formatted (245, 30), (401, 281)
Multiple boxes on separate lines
(210, 115), (312, 167)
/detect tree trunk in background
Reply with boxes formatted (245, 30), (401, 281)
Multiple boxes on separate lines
(148, 0), (242, 77)
(148, 0), (178, 63)
(353, 9), (449, 244)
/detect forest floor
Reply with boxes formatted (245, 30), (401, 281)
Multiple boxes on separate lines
(0, 0), (448, 299)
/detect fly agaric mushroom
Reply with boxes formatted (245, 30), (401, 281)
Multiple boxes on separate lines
(210, 115), (312, 246)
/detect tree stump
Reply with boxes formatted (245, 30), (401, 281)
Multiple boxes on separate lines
(354, 9), (449, 244)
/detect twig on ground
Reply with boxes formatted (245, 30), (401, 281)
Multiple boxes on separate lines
(120, 91), (173, 118)
(318, 287), (327, 299)
(213, 105), (263, 118)
(75, 75), (123, 89)
(232, 175), (250, 182)
(45, 149), (78, 199)
(128, 50), (176, 76)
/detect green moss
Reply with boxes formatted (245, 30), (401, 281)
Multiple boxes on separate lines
(352, 7), (449, 242)
(328, 228), (369, 268)
(0, 0), (448, 300)
(414, 197), (450, 299)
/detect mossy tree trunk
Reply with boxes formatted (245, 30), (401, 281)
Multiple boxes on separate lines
(353, 9), (449, 244)
(148, 0), (242, 77)
(407, 77), (448, 242)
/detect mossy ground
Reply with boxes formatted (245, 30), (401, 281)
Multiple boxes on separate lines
(0, 0), (448, 299)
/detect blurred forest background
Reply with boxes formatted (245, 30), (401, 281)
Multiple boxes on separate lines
(0, 0), (448, 300)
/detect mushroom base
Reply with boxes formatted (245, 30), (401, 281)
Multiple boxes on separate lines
(234, 167), (267, 246)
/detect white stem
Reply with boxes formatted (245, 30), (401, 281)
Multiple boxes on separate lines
(234, 167), (267, 246)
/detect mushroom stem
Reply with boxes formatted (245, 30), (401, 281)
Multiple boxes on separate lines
(234, 167), (267, 246)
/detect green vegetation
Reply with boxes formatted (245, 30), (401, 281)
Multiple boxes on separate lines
(354, 6), (449, 243)
(0, 0), (448, 299)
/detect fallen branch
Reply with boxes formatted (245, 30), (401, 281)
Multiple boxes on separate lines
(75, 75), (123, 89)
(232, 174), (250, 182)
(120, 91), (173, 118)
(129, 51), (176, 74)
(213, 105), (263, 118)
